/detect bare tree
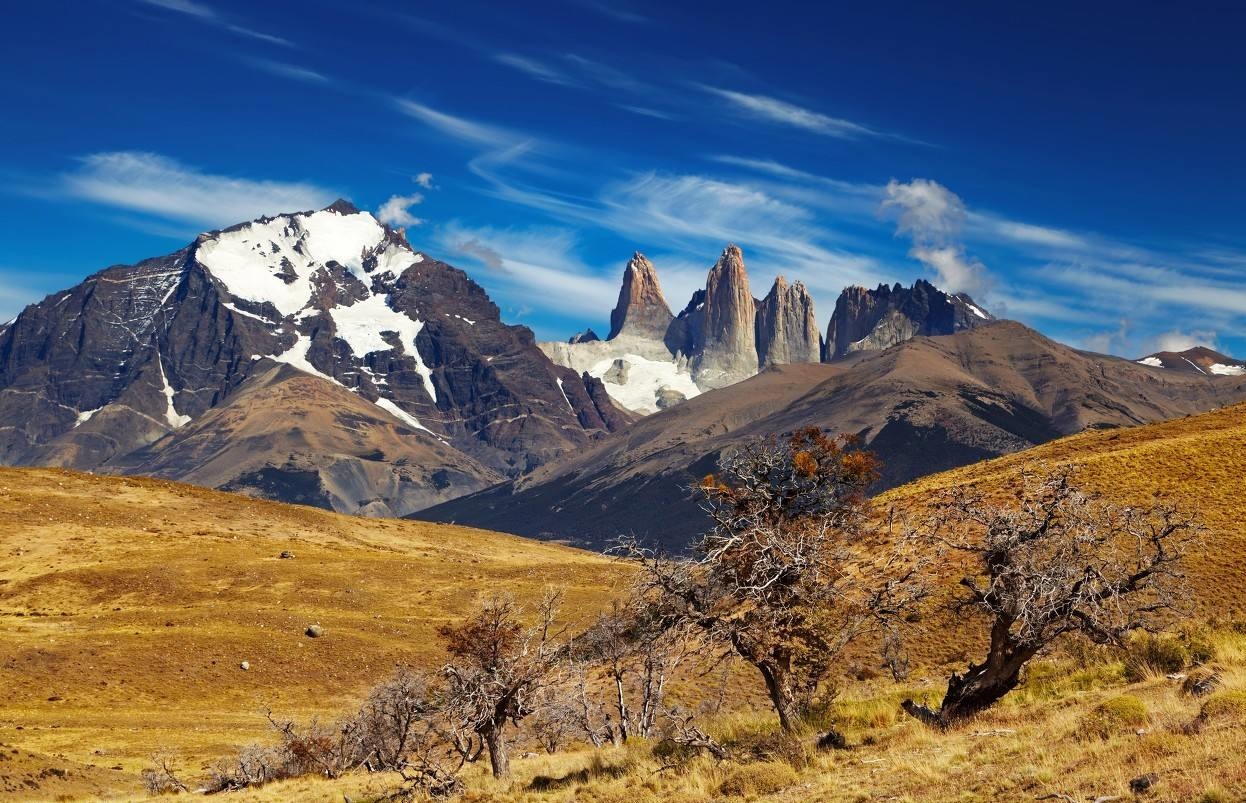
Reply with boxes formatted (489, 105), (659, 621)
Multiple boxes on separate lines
(438, 591), (567, 778)
(624, 429), (923, 736)
(574, 600), (692, 743)
(141, 750), (189, 795)
(353, 668), (435, 772)
(902, 466), (1201, 728)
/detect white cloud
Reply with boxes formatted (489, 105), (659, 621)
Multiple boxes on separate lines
(435, 223), (617, 318)
(135, 0), (292, 47)
(1149, 329), (1219, 354)
(63, 151), (337, 228)
(699, 85), (879, 140)
(978, 217), (1088, 250)
(495, 53), (579, 86)
(377, 193), (425, 227)
(245, 58), (330, 84)
(881, 178), (992, 298)
(414, 172), (435, 189)
(394, 99), (523, 148)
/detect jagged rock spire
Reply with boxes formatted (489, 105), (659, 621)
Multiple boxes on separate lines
(607, 252), (674, 341)
(756, 275), (820, 366)
(693, 244), (758, 388)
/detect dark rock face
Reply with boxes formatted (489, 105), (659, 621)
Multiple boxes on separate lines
(823, 279), (991, 360)
(607, 253), (674, 341)
(0, 201), (628, 512)
(756, 276), (820, 366)
(569, 328), (600, 344)
(692, 245), (758, 388)
(664, 289), (705, 358)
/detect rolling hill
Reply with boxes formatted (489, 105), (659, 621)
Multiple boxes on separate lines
(0, 468), (625, 801)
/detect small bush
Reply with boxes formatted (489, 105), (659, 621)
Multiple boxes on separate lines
(1196, 789), (1232, 803)
(1198, 690), (1246, 724)
(1076, 695), (1148, 741)
(1125, 633), (1189, 680)
(717, 760), (799, 798)
(734, 730), (812, 770)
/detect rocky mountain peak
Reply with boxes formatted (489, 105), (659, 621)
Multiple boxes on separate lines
(824, 279), (993, 360)
(693, 244), (758, 388)
(757, 275), (820, 366)
(1135, 345), (1246, 376)
(323, 198), (362, 215)
(607, 252), (674, 341)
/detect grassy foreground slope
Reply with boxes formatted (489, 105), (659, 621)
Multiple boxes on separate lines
(883, 400), (1246, 619)
(0, 468), (624, 801)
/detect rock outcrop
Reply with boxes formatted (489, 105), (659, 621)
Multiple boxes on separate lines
(607, 253), (674, 341)
(756, 276), (820, 366)
(693, 245), (759, 389)
(824, 279), (991, 360)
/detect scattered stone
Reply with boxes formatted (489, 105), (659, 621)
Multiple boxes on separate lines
(305, 624), (323, 638)
(239, 661), (249, 671)
(1129, 773), (1160, 794)
(279, 550), (295, 559)
(1182, 671), (1222, 697)
(654, 386), (687, 410)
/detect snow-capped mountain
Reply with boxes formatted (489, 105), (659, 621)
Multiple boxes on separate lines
(0, 201), (629, 515)
(1134, 345), (1246, 377)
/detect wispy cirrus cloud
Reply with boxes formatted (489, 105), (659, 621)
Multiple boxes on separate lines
(494, 53), (580, 87)
(62, 151), (337, 229)
(564, 0), (650, 24)
(699, 85), (885, 141)
(394, 99), (527, 149)
(135, 0), (293, 47)
(243, 57), (331, 84)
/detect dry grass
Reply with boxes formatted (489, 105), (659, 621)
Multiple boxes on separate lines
(0, 468), (625, 800)
(161, 630), (1243, 803)
(5, 401), (1246, 800)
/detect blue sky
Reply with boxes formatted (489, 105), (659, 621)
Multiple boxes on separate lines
(2, 0), (1246, 357)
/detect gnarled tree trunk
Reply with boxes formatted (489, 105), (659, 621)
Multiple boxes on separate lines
(482, 724), (509, 779)
(903, 620), (1038, 727)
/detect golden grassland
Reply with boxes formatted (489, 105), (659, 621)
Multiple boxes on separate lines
(0, 469), (626, 801)
(4, 400), (1246, 801)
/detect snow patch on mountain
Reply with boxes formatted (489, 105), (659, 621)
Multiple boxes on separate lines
(74, 407), (102, 428)
(591, 353), (701, 415)
(264, 334), (337, 384)
(1137, 356), (1164, 367)
(1209, 363), (1246, 376)
(156, 355), (191, 429)
(330, 294), (438, 402)
(375, 397), (435, 435)
(197, 208), (389, 316)
(555, 377), (574, 412)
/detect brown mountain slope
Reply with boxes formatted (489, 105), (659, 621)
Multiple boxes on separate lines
(100, 362), (502, 517)
(0, 468), (623, 799)
(421, 321), (1246, 549)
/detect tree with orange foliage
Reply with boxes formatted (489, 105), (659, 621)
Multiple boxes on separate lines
(625, 428), (923, 738)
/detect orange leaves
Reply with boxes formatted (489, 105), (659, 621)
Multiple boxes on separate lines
(793, 451), (818, 478)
